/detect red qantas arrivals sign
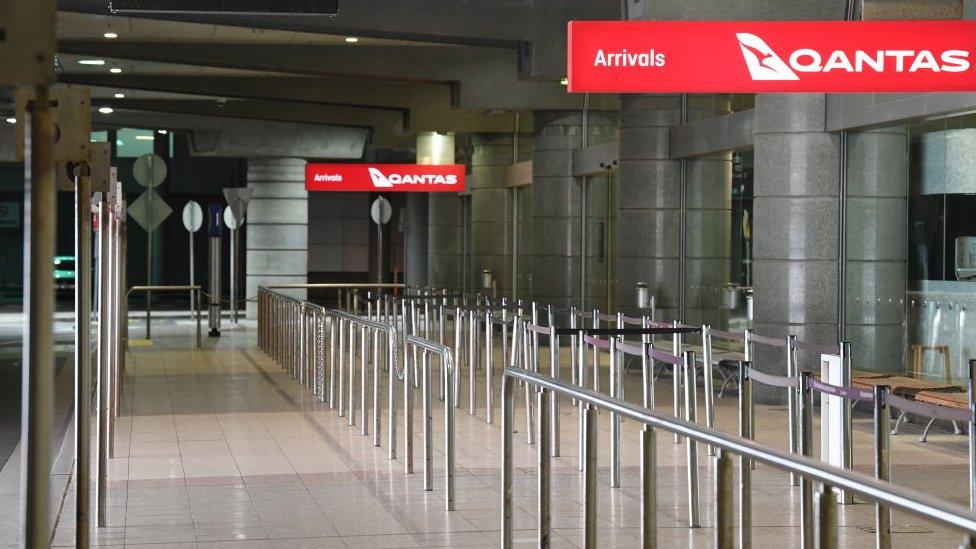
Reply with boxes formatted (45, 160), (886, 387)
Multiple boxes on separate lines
(568, 20), (976, 93)
(306, 163), (466, 193)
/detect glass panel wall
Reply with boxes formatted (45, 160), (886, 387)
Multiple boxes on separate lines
(846, 114), (976, 381)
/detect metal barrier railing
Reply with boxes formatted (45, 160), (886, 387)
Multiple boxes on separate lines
(257, 286), (456, 510)
(125, 285), (203, 349)
(500, 365), (976, 549)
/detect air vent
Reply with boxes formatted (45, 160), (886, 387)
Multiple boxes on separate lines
(108, 0), (338, 15)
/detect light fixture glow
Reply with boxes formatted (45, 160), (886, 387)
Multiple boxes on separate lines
(5, 117), (16, 124)
(135, 135), (154, 141)
(344, 36), (359, 43)
(98, 107), (114, 114)
(78, 59), (106, 65)
(560, 77), (568, 86)
(114, 93), (125, 99)
(157, 129), (168, 135)
(110, 67), (122, 74)
(104, 32), (118, 39)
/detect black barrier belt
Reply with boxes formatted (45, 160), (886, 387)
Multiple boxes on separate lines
(808, 378), (874, 401)
(887, 393), (971, 423)
(747, 367), (799, 389)
(554, 327), (700, 336)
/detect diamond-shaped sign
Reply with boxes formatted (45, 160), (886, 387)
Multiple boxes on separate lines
(128, 190), (172, 233)
(222, 187), (253, 228)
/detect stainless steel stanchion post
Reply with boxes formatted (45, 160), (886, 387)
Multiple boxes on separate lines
(348, 322), (357, 427)
(360, 325), (367, 435)
(817, 484), (838, 549)
(329, 317), (337, 409)
(74, 166), (93, 548)
(423, 351), (432, 491)
(486, 310), (494, 424)
(610, 337), (620, 488)
(684, 350), (701, 528)
(95, 197), (109, 528)
(538, 389), (551, 548)
(583, 404), (598, 549)
(874, 385), (891, 549)
(404, 338), (414, 474)
(501, 374), (514, 548)
(787, 334), (799, 486)
(578, 322), (587, 472)
(715, 449), (734, 549)
(454, 306), (462, 408)
(799, 372), (814, 549)
(702, 324), (715, 457)
(338, 319), (345, 417)
(549, 325), (560, 457)
(195, 288), (202, 349)
(840, 341), (854, 504)
(372, 330), (380, 446)
(673, 320), (682, 443)
(469, 309), (476, 415)
(388, 329), (397, 459)
(739, 361), (752, 549)
(640, 425), (656, 549)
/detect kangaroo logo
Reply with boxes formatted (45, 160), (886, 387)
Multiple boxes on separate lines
(367, 167), (394, 188)
(736, 33), (799, 81)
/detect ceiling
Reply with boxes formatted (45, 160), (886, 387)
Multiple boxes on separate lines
(36, 1), (622, 154)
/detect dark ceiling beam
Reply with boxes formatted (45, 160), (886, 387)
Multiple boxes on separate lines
(102, 98), (413, 148)
(57, 41), (618, 111)
(62, 73), (534, 134)
(57, 0), (620, 77)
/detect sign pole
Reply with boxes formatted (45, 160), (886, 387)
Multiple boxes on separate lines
(189, 233), (194, 315)
(146, 155), (153, 340)
(230, 227), (236, 323)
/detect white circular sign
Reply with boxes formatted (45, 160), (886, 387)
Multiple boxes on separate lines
(223, 206), (242, 229)
(182, 201), (203, 232)
(370, 196), (392, 225)
(133, 153), (167, 188)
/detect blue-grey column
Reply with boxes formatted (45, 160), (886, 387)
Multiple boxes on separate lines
(753, 94), (840, 402)
(530, 111), (614, 308)
(245, 157), (308, 317)
(845, 127), (907, 375)
(615, 95), (682, 319)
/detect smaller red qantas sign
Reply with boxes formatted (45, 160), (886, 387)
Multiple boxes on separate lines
(306, 163), (466, 193)
(568, 21), (976, 93)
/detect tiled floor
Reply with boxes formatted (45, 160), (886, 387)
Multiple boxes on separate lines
(6, 318), (973, 547)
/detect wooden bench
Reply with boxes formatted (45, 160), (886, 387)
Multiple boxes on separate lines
(912, 391), (969, 442)
(852, 376), (961, 396)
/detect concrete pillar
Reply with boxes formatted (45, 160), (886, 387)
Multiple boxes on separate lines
(615, 95), (682, 319)
(753, 94), (840, 401)
(845, 128), (908, 375)
(469, 133), (531, 297)
(245, 157), (308, 317)
(529, 111), (615, 308)
(422, 132), (459, 289)
(404, 194), (428, 286)
(685, 151), (733, 328)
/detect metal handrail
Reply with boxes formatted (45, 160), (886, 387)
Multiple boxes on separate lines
(500, 366), (976, 548)
(125, 284), (202, 348)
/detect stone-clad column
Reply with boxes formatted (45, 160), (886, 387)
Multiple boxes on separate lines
(422, 132), (459, 289)
(845, 127), (907, 375)
(469, 134), (530, 297)
(529, 111), (614, 308)
(615, 95), (682, 319)
(753, 94), (840, 402)
(245, 157), (308, 317)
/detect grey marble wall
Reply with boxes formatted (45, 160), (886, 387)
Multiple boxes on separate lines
(753, 94), (840, 402)
(245, 157), (308, 317)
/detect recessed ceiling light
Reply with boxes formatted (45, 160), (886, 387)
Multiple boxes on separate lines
(560, 77), (568, 86)
(110, 67), (122, 74)
(157, 129), (168, 135)
(344, 36), (359, 43)
(104, 32), (118, 39)
(78, 59), (106, 65)
(98, 107), (114, 114)
(5, 117), (16, 124)
(114, 93), (125, 99)
(135, 135), (154, 141)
